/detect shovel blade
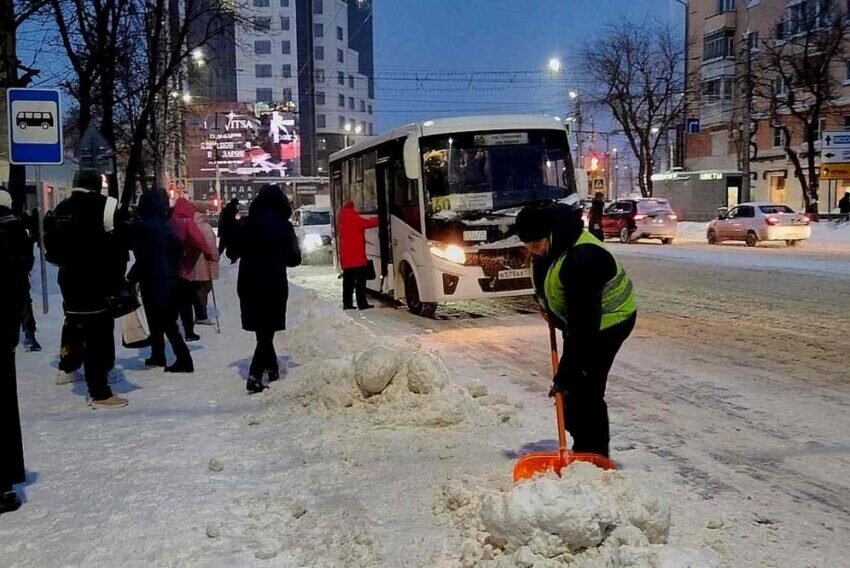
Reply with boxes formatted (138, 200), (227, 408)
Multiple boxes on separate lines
(512, 451), (617, 483)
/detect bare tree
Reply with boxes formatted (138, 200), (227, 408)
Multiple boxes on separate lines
(752, 0), (850, 216)
(581, 19), (684, 197)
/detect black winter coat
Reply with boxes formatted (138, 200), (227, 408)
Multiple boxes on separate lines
(129, 189), (182, 312)
(229, 188), (301, 332)
(50, 190), (127, 314)
(0, 207), (29, 489)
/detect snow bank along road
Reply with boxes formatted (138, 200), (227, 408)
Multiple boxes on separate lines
(1, 243), (848, 567)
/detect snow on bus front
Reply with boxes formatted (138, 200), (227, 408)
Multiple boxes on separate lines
(421, 129), (571, 292)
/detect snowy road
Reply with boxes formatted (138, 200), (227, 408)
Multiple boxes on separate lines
(2, 242), (848, 567)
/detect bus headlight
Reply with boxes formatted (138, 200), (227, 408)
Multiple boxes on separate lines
(430, 243), (466, 265)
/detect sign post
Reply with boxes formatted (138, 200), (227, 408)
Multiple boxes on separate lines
(7, 88), (64, 314)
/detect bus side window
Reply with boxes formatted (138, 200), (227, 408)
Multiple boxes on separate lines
(362, 152), (378, 213)
(391, 160), (421, 232)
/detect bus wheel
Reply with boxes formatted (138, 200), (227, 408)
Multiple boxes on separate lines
(405, 268), (436, 318)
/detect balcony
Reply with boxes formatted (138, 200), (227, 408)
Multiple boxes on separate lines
(705, 10), (737, 34)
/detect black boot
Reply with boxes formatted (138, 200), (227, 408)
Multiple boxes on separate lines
(23, 334), (42, 352)
(165, 358), (194, 373)
(0, 491), (22, 515)
(185, 332), (201, 342)
(145, 356), (166, 367)
(267, 369), (280, 383)
(246, 375), (266, 394)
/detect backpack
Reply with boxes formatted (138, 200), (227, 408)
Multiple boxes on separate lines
(44, 194), (118, 267)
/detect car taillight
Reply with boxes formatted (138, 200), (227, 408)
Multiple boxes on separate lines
(765, 217), (779, 226)
(801, 215), (810, 225)
(634, 214), (647, 221)
(668, 214), (678, 220)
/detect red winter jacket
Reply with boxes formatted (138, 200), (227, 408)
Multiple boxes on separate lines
(170, 198), (216, 280)
(338, 201), (379, 269)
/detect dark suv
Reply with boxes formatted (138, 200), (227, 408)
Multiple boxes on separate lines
(601, 198), (678, 244)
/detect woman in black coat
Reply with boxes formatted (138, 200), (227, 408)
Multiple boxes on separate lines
(129, 188), (193, 372)
(228, 185), (301, 393)
(0, 196), (31, 514)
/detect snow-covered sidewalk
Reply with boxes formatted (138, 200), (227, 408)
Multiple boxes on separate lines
(2, 261), (844, 567)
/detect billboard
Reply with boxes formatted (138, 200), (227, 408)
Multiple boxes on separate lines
(185, 102), (301, 181)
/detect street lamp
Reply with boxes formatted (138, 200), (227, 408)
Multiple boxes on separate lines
(548, 58), (562, 73)
(569, 90), (578, 100)
(182, 93), (192, 104)
(355, 124), (363, 134)
(651, 126), (660, 134)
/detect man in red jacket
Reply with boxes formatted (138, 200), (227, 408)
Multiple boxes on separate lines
(338, 200), (379, 310)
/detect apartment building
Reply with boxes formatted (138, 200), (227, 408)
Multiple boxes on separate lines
(683, 0), (850, 213)
(188, 0), (375, 177)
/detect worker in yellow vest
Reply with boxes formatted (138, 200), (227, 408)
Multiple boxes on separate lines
(515, 194), (637, 457)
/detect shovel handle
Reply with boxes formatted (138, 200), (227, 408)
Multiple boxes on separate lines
(548, 322), (568, 458)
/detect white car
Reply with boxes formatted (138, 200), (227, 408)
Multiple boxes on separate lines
(293, 205), (333, 252)
(707, 202), (811, 247)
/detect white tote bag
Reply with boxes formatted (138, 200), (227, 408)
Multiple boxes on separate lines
(121, 305), (150, 348)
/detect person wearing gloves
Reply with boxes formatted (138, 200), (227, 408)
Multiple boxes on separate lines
(337, 200), (379, 310)
(515, 193), (637, 458)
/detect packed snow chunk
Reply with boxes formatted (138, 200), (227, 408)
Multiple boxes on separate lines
(354, 345), (405, 396)
(479, 463), (670, 558)
(320, 385), (354, 409)
(406, 350), (449, 394)
(466, 381), (489, 398)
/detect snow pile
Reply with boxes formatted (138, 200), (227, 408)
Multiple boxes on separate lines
(279, 299), (517, 428)
(440, 462), (720, 568)
(676, 222), (709, 242)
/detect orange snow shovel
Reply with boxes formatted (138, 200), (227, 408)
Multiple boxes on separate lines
(512, 322), (617, 483)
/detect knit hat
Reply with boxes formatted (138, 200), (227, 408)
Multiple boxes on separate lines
(515, 206), (552, 243)
(0, 190), (12, 210)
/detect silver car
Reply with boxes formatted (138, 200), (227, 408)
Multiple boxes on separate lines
(707, 202), (811, 247)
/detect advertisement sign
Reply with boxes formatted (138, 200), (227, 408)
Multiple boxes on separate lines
(185, 103), (301, 181)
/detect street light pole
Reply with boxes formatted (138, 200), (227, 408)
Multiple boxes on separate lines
(674, 0), (689, 168)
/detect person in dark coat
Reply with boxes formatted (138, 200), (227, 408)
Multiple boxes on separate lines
(589, 191), (606, 241)
(218, 198), (239, 257)
(129, 189), (195, 373)
(0, 190), (31, 513)
(228, 186), (301, 393)
(839, 190), (850, 221)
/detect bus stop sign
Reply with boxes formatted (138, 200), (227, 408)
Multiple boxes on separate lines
(6, 88), (64, 165)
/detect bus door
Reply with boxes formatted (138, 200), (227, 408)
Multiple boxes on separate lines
(369, 158), (394, 293)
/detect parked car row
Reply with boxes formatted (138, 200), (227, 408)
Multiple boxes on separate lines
(588, 197), (810, 248)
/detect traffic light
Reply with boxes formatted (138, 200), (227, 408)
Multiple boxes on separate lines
(587, 154), (600, 174)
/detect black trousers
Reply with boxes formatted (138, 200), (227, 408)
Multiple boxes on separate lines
(64, 312), (115, 401)
(250, 329), (277, 378)
(0, 348), (25, 491)
(192, 281), (213, 321)
(20, 296), (36, 339)
(342, 266), (369, 309)
(146, 297), (191, 365)
(175, 279), (195, 336)
(562, 313), (636, 457)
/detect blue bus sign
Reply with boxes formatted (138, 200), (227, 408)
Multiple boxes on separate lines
(6, 88), (64, 165)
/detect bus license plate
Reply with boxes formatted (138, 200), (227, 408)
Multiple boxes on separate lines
(498, 268), (530, 280)
(463, 230), (488, 242)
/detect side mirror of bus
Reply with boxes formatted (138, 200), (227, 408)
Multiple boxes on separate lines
(403, 136), (421, 180)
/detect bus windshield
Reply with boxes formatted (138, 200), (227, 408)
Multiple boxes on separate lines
(421, 130), (571, 214)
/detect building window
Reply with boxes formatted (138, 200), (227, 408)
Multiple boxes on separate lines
(255, 64), (272, 78)
(703, 29), (734, 61)
(253, 0), (269, 6)
(317, 114), (326, 128)
(773, 75), (788, 96)
(315, 68), (325, 83)
(316, 92), (325, 105)
(315, 46), (324, 60)
(348, 75), (355, 88)
(280, 0), (289, 6)
(281, 40), (291, 55)
(314, 23), (323, 37)
(368, 104), (372, 115)
(283, 87), (292, 102)
(349, 96), (355, 110)
(280, 16), (290, 31)
(747, 31), (759, 51)
(313, 0), (323, 14)
(253, 17), (272, 32)
(256, 88), (273, 103)
(360, 100), (366, 112)
(717, 0), (735, 12)
(701, 78), (732, 104)
(337, 71), (345, 85)
(254, 40), (271, 55)
(281, 64), (292, 78)
(337, 26), (344, 41)
(337, 49), (344, 63)
(338, 94), (345, 107)
(339, 116), (347, 129)
(773, 127), (784, 148)
(368, 123), (373, 136)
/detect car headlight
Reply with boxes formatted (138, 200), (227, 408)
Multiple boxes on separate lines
(430, 243), (466, 265)
(302, 233), (323, 252)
